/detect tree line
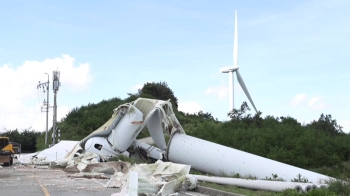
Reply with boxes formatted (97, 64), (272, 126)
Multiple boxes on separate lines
(0, 127), (40, 153)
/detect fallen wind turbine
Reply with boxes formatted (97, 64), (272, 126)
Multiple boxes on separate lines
(220, 10), (257, 113)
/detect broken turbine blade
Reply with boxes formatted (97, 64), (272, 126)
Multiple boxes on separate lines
(235, 70), (258, 113)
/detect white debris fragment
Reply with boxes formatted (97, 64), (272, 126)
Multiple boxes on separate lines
(111, 161), (195, 196)
(127, 171), (138, 196)
(77, 162), (88, 171)
(182, 175), (198, 191)
(37, 141), (79, 162)
(16, 141), (79, 165)
(83, 151), (98, 160)
(17, 152), (38, 165)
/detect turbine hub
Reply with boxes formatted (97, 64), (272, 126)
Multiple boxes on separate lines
(220, 66), (239, 73)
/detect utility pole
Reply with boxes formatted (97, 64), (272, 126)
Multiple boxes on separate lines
(37, 73), (50, 147)
(52, 70), (61, 145)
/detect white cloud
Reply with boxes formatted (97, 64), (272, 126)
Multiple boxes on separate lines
(131, 81), (156, 94)
(289, 94), (327, 110)
(290, 93), (306, 106)
(57, 106), (71, 122)
(339, 120), (350, 133)
(178, 101), (202, 114)
(206, 85), (228, 99)
(308, 96), (327, 110)
(0, 55), (92, 132)
(132, 83), (143, 91)
(29, 54), (92, 91)
(206, 79), (245, 100)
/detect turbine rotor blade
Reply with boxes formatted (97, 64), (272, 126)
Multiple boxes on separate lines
(233, 10), (238, 68)
(235, 70), (257, 113)
(211, 71), (221, 78)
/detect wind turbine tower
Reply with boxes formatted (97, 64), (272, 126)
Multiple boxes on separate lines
(220, 10), (257, 113)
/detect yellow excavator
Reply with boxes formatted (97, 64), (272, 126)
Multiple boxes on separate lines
(0, 136), (21, 166)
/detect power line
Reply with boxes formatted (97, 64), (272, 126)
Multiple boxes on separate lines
(37, 73), (50, 147)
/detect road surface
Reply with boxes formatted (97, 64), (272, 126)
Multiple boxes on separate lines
(0, 158), (207, 196)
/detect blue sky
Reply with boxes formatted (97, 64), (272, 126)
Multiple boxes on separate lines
(0, 0), (349, 132)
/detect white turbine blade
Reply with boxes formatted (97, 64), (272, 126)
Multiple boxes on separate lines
(211, 71), (221, 78)
(233, 10), (238, 68)
(235, 70), (257, 113)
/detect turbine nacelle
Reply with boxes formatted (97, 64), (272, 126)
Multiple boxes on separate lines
(220, 66), (239, 73)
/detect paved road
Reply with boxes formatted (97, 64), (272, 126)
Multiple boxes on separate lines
(0, 158), (206, 196)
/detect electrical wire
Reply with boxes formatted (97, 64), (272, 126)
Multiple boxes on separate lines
(37, 85), (46, 132)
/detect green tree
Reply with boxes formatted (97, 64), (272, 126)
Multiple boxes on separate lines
(227, 101), (251, 120)
(0, 127), (41, 152)
(138, 82), (178, 109)
(309, 113), (343, 134)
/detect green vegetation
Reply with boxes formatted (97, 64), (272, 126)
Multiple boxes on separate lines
(198, 180), (348, 196)
(198, 182), (281, 196)
(1, 81), (350, 195)
(188, 102), (347, 170)
(263, 174), (285, 182)
(0, 127), (40, 152)
(109, 154), (147, 165)
(291, 173), (309, 183)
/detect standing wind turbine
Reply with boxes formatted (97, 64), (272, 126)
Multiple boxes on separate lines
(220, 10), (257, 113)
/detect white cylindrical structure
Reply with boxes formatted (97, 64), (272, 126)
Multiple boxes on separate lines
(135, 140), (163, 160)
(167, 133), (332, 183)
(85, 137), (119, 157)
(301, 184), (313, 193)
(189, 175), (304, 193)
(229, 71), (234, 111)
(107, 105), (143, 152)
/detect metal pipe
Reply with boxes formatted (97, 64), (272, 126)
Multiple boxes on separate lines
(189, 174), (306, 193)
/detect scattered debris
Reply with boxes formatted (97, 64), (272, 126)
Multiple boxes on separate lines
(67, 173), (111, 179)
(34, 165), (49, 169)
(110, 161), (196, 196)
(65, 161), (129, 174)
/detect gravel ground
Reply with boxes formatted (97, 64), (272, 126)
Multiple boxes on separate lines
(0, 158), (208, 196)
(0, 159), (118, 196)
